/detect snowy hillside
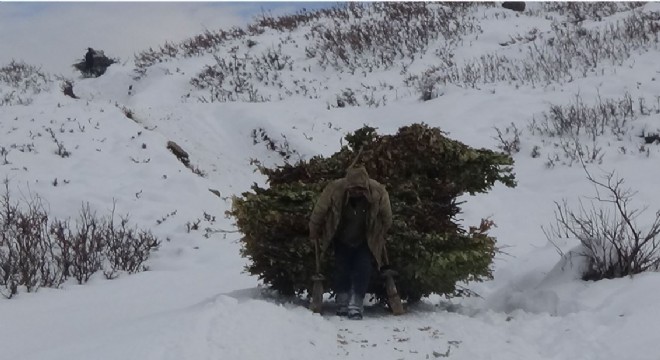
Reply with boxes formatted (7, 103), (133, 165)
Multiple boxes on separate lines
(2, 2), (660, 359)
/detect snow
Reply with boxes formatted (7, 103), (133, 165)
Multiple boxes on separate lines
(2, 3), (660, 360)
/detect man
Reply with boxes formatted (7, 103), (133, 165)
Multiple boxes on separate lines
(309, 166), (392, 320)
(85, 48), (95, 71)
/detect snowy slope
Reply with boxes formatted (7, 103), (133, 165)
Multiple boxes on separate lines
(2, 3), (660, 360)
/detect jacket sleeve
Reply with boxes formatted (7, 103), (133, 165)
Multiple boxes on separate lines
(309, 183), (334, 239)
(380, 188), (392, 232)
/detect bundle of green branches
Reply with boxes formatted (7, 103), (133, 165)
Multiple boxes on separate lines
(230, 123), (516, 302)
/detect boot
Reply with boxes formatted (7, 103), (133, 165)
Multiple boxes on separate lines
(335, 293), (349, 316)
(347, 307), (363, 320)
(347, 293), (364, 320)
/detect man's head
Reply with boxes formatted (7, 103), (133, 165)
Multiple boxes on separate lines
(345, 166), (369, 198)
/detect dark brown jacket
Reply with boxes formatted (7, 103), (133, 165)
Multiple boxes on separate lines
(309, 167), (392, 267)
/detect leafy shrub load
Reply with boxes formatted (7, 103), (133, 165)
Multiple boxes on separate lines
(230, 124), (516, 302)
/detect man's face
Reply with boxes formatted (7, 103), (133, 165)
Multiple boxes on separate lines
(347, 186), (368, 198)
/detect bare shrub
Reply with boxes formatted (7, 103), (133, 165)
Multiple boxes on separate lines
(333, 88), (359, 108)
(0, 181), (160, 298)
(0, 61), (51, 106)
(249, 45), (291, 92)
(141, 3), (486, 104)
(190, 53), (269, 103)
(555, 136), (604, 166)
(418, 76), (441, 102)
(256, 7), (335, 32)
(543, 2), (645, 23)
(184, 212), (232, 239)
(190, 64), (225, 92)
(182, 28), (246, 57)
(545, 168), (660, 280)
(531, 145), (541, 158)
(493, 123), (522, 155)
(50, 219), (73, 279)
(409, 9), (660, 92)
(418, 81), (438, 102)
(527, 92), (651, 166)
(133, 5), (344, 76)
(0, 184), (63, 298)
(45, 127), (71, 158)
(66, 205), (106, 283)
(528, 93), (635, 139)
(1, 147), (9, 165)
(325, 84), (389, 109)
(134, 28), (247, 77)
(251, 127), (298, 160)
(308, 3), (483, 72)
(103, 210), (160, 279)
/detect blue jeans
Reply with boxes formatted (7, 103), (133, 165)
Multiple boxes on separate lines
(334, 241), (372, 311)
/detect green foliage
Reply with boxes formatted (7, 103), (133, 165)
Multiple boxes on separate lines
(229, 123), (516, 302)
